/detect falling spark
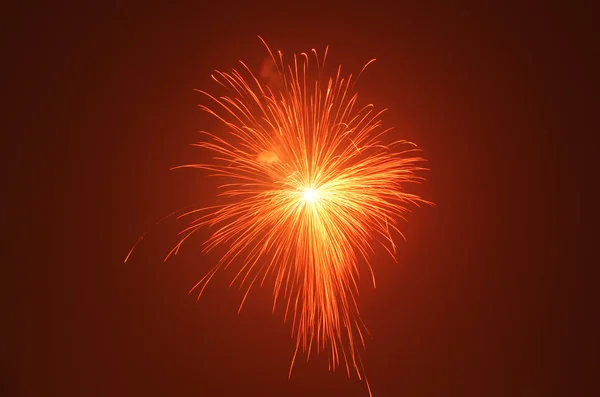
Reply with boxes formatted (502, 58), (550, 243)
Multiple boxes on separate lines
(127, 37), (432, 396)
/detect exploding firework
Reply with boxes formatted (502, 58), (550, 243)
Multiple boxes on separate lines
(127, 37), (431, 395)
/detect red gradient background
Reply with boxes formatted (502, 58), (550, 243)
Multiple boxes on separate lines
(4, 3), (595, 397)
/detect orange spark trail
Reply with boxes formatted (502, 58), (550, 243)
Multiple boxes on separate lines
(127, 37), (431, 396)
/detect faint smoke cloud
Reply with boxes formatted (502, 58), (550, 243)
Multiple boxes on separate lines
(260, 57), (282, 90)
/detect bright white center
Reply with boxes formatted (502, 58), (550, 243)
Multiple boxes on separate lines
(303, 188), (318, 202)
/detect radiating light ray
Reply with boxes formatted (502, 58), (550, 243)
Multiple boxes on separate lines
(126, 37), (432, 396)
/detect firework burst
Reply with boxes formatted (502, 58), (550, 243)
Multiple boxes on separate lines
(127, 37), (431, 395)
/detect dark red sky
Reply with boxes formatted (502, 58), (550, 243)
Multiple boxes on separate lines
(5, 3), (595, 397)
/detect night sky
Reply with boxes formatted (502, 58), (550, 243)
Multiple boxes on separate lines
(5, 3), (595, 397)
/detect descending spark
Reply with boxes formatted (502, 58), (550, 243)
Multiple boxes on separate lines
(127, 37), (431, 396)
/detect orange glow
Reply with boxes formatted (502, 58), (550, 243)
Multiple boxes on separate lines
(128, 37), (431, 396)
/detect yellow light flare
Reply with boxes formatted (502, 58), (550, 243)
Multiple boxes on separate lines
(303, 188), (318, 202)
(127, 36), (432, 396)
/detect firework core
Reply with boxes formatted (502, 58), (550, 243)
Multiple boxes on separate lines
(303, 188), (318, 202)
